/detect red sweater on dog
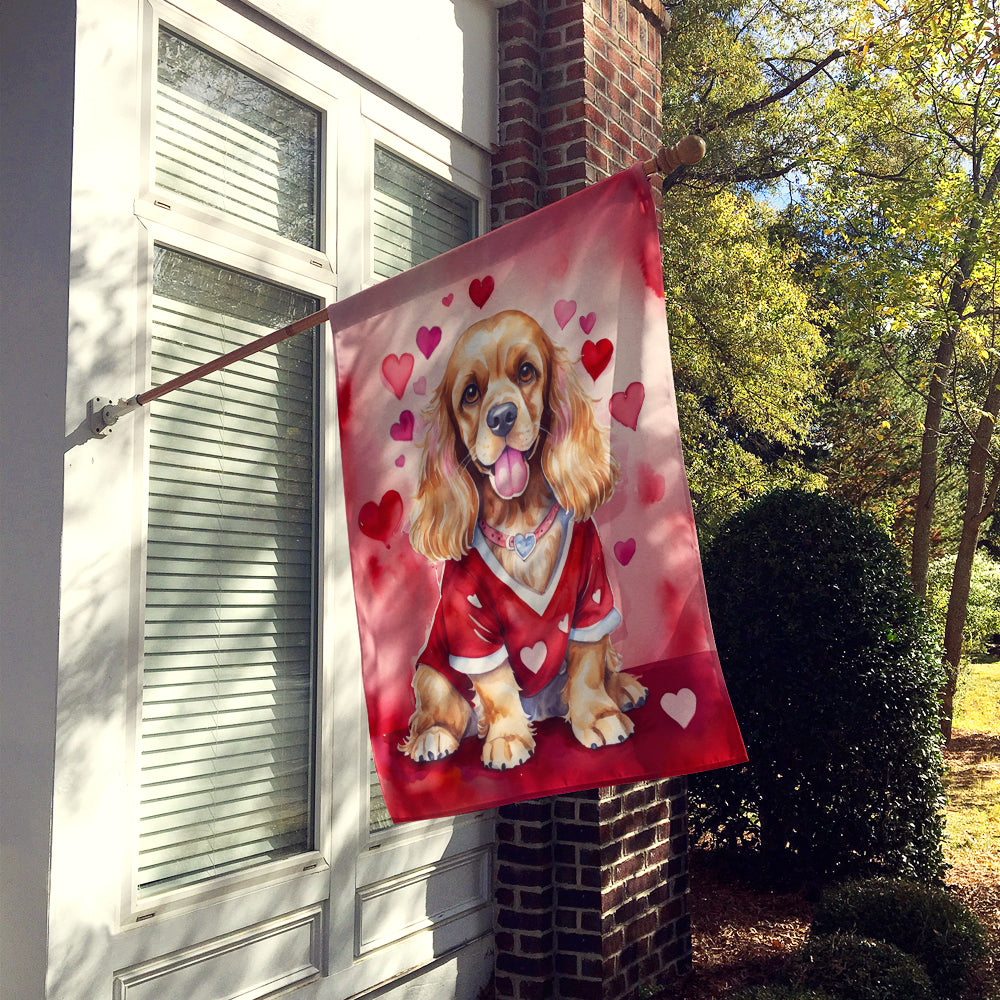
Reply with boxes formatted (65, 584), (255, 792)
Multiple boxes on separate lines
(417, 510), (621, 700)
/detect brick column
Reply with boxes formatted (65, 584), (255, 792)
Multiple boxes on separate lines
(491, 3), (692, 999)
(495, 799), (556, 1000)
(552, 783), (691, 998)
(493, 0), (668, 224)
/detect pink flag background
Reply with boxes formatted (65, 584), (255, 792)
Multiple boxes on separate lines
(329, 165), (745, 822)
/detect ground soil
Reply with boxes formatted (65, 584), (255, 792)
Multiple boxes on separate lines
(659, 733), (1000, 999)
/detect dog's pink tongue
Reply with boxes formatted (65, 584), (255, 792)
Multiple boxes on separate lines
(494, 447), (528, 499)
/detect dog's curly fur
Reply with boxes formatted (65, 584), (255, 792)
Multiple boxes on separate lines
(400, 310), (646, 769)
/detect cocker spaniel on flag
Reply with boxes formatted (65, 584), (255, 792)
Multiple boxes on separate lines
(329, 164), (745, 822)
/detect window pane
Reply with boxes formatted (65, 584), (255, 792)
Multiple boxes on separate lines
(139, 247), (318, 895)
(369, 149), (478, 833)
(156, 28), (320, 248)
(372, 146), (477, 279)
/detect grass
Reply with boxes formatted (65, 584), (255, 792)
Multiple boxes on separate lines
(956, 658), (1000, 733)
(945, 659), (1000, 868)
(942, 658), (1000, 1000)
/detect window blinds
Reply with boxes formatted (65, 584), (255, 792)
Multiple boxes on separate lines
(138, 248), (318, 895)
(367, 148), (477, 833)
(155, 28), (320, 249)
(372, 146), (477, 280)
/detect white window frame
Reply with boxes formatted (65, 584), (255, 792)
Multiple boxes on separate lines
(124, 0), (339, 929)
(112, 0), (495, 992)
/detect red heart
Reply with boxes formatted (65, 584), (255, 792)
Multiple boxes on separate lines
(442, 293), (454, 306)
(390, 410), (414, 441)
(469, 275), (495, 308)
(614, 538), (636, 566)
(359, 490), (403, 548)
(581, 338), (613, 380)
(381, 353), (413, 400)
(610, 381), (645, 430)
(638, 463), (666, 505)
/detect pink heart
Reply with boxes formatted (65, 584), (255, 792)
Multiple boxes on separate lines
(661, 688), (697, 729)
(610, 381), (645, 430)
(520, 641), (547, 674)
(416, 325), (441, 359)
(413, 376), (427, 396)
(442, 293), (454, 306)
(554, 299), (577, 329)
(581, 338), (613, 381)
(579, 312), (597, 336)
(638, 463), (666, 505)
(469, 275), (495, 308)
(395, 455), (405, 468)
(614, 538), (636, 566)
(381, 353), (413, 400)
(390, 410), (414, 441)
(359, 490), (403, 548)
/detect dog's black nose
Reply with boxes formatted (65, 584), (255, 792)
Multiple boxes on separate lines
(486, 401), (517, 437)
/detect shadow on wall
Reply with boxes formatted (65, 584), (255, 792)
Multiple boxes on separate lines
(44, 212), (152, 998)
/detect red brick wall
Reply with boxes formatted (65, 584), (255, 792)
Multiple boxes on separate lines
(491, 4), (691, 998)
(492, 0), (667, 227)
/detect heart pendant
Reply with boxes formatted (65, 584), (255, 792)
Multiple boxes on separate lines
(513, 533), (536, 560)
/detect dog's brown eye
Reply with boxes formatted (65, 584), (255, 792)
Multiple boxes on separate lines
(462, 382), (480, 405)
(517, 362), (537, 384)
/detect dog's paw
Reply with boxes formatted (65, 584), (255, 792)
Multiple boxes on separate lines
(571, 707), (634, 750)
(606, 670), (648, 712)
(482, 730), (535, 770)
(404, 725), (460, 763)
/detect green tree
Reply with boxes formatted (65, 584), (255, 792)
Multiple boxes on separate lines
(802, 0), (1000, 736)
(662, 0), (854, 195)
(783, 207), (965, 549)
(660, 2), (998, 739)
(663, 189), (825, 537)
(659, 1), (845, 537)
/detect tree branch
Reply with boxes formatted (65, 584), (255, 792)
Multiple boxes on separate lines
(702, 49), (848, 133)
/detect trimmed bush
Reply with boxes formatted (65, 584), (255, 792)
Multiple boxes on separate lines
(812, 878), (988, 999)
(691, 489), (946, 881)
(793, 933), (934, 1000)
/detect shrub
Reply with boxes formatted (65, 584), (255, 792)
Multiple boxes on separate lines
(793, 933), (934, 1000)
(927, 550), (1000, 659)
(691, 489), (946, 881)
(811, 878), (988, 999)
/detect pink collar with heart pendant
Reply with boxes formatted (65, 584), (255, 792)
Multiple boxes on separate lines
(479, 504), (560, 560)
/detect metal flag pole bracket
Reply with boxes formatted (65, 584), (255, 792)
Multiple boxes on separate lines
(85, 135), (704, 440)
(88, 395), (142, 438)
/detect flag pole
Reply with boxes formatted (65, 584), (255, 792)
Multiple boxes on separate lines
(88, 136), (705, 438)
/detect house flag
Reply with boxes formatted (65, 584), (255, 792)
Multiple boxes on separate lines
(329, 164), (746, 822)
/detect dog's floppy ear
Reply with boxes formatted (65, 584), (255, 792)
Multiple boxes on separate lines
(409, 384), (479, 563)
(542, 342), (620, 522)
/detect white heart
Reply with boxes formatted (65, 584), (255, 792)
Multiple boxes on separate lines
(661, 688), (697, 729)
(592, 589), (601, 603)
(558, 614), (569, 633)
(520, 641), (547, 674)
(467, 593), (482, 608)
